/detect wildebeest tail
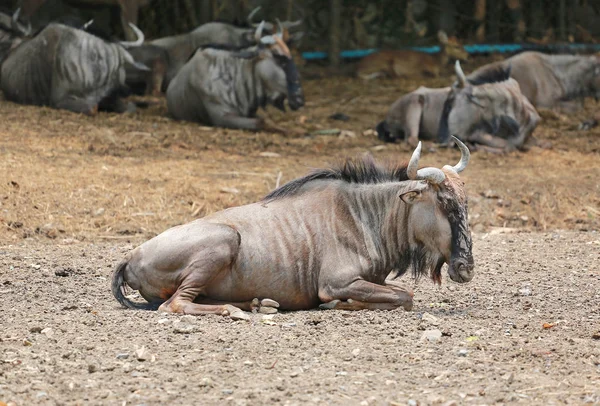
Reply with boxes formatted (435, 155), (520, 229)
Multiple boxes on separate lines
(112, 260), (158, 310)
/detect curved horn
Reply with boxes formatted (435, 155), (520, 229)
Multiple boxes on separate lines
(280, 3), (304, 29)
(443, 135), (470, 174)
(407, 141), (422, 180)
(407, 141), (446, 184)
(11, 8), (31, 36)
(455, 60), (467, 88)
(82, 19), (94, 30)
(247, 6), (261, 26)
(247, 6), (274, 31)
(119, 22), (144, 47)
(254, 20), (265, 42)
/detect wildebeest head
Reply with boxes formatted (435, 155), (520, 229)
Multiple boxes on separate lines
(253, 20), (304, 111)
(439, 61), (527, 144)
(403, 136), (474, 284)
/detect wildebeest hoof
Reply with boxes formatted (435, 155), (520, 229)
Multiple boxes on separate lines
(402, 300), (414, 311)
(319, 299), (341, 310)
(251, 298), (279, 314)
(260, 298), (279, 308)
(222, 304), (250, 321)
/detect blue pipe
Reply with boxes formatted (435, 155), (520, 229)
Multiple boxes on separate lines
(301, 43), (600, 60)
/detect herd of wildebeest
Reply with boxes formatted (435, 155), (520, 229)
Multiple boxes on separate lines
(1, 7), (599, 150)
(1, 6), (598, 317)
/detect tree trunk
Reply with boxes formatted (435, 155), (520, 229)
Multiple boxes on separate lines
(329, 0), (341, 67)
(183, 0), (199, 29)
(197, 0), (211, 25)
(474, 0), (486, 42)
(529, 0), (544, 39)
(506, 0), (525, 42)
(488, 0), (501, 42)
(559, 0), (567, 41)
(438, 0), (456, 36)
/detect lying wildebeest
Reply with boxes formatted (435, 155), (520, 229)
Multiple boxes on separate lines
(0, 10), (148, 114)
(112, 137), (474, 318)
(377, 61), (541, 153)
(140, 7), (304, 92)
(166, 21), (304, 130)
(465, 51), (600, 111)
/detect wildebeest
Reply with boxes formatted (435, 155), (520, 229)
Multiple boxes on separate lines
(131, 7), (304, 94)
(465, 51), (600, 111)
(377, 61), (541, 153)
(112, 137), (474, 318)
(166, 21), (304, 130)
(0, 10), (148, 114)
(356, 31), (469, 80)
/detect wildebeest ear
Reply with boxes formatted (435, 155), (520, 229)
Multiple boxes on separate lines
(399, 190), (422, 204)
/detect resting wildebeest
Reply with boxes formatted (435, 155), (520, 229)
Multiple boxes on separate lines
(377, 61), (541, 153)
(0, 10), (148, 114)
(465, 51), (600, 111)
(138, 7), (304, 92)
(112, 137), (474, 319)
(166, 21), (304, 130)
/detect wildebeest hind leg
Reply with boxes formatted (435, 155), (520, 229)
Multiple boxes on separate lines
(319, 279), (413, 311)
(213, 113), (264, 131)
(156, 229), (248, 319)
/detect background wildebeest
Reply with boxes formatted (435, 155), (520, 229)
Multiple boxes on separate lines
(377, 61), (541, 153)
(132, 6), (304, 94)
(112, 137), (473, 319)
(166, 21), (305, 130)
(356, 31), (469, 80)
(0, 11), (148, 114)
(465, 51), (600, 111)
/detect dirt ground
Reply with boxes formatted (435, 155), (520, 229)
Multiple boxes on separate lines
(0, 61), (599, 405)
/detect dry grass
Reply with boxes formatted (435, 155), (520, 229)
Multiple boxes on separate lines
(0, 69), (599, 244)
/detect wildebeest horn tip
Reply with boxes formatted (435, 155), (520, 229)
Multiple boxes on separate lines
(407, 141), (422, 180)
(120, 23), (144, 47)
(444, 135), (470, 174)
(455, 60), (467, 87)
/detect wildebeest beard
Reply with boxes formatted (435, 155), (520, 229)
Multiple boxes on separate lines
(391, 244), (446, 283)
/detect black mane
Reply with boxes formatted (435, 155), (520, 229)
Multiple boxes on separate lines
(264, 155), (409, 201)
(467, 64), (512, 86)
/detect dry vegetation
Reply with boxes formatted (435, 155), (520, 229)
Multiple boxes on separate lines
(0, 64), (599, 245)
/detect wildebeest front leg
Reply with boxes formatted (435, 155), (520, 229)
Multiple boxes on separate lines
(402, 94), (424, 147)
(319, 280), (414, 311)
(467, 132), (513, 152)
(52, 96), (99, 116)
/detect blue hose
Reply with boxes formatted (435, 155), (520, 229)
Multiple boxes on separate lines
(301, 43), (600, 60)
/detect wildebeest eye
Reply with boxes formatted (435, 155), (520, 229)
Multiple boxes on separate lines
(467, 94), (484, 108)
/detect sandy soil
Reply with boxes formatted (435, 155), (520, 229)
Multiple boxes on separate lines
(0, 232), (599, 405)
(0, 64), (599, 405)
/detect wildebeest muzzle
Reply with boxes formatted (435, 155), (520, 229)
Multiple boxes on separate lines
(281, 57), (304, 111)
